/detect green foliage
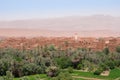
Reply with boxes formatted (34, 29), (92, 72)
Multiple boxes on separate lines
(0, 45), (120, 79)
(94, 68), (103, 75)
(114, 60), (120, 67)
(48, 44), (56, 51)
(11, 61), (23, 77)
(55, 57), (72, 69)
(0, 77), (4, 80)
(94, 69), (103, 75)
(14, 69), (120, 80)
(72, 69), (115, 79)
(64, 41), (69, 47)
(116, 46), (120, 53)
(106, 61), (115, 69)
(19, 76), (29, 80)
(52, 72), (74, 80)
(108, 68), (120, 79)
(14, 74), (47, 80)
(22, 63), (42, 76)
(0, 58), (11, 76)
(46, 66), (59, 77)
(99, 63), (109, 71)
(4, 71), (14, 80)
(77, 63), (83, 70)
(103, 47), (109, 55)
(68, 67), (73, 73)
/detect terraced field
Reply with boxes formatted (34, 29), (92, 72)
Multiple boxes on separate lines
(14, 69), (120, 80)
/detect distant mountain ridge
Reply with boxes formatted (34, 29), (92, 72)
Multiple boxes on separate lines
(0, 15), (120, 31)
(0, 15), (119, 37)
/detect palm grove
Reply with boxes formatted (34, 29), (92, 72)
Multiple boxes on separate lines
(0, 43), (120, 79)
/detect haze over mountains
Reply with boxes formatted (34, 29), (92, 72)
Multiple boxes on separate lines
(0, 15), (120, 37)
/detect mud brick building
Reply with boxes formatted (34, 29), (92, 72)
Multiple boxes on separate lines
(0, 37), (120, 52)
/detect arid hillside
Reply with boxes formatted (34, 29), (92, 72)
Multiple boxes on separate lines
(0, 15), (120, 31)
(0, 15), (120, 37)
(0, 29), (119, 38)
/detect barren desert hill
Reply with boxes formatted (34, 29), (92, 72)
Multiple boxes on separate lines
(0, 15), (120, 31)
(0, 15), (120, 37)
(0, 28), (119, 38)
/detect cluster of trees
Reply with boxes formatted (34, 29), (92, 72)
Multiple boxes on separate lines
(0, 45), (120, 79)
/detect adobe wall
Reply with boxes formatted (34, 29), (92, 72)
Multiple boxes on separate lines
(0, 37), (119, 52)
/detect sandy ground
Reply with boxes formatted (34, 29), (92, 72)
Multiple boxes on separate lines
(0, 28), (119, 38)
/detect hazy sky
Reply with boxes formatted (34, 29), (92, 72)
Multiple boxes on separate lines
(0, 0), (120, 20)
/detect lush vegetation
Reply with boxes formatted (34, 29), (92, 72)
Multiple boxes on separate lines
(13, 68), (120, 80)
(72, 68), (120, 79)
(0, 45), (120, 80)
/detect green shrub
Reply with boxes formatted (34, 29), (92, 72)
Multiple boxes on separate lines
(0, 59), (11, 76)
(0, 77), (4, 80)
(4, 71), (14, 80)
(103, 47), (109, 55)
(77, 64), (83, 70)
(94, 70), (102, 75)
(22, 63), (42, 76)
(68, 67), (73, 73)
(52, 72), (74, 80)
(46, 66), (59, 77)
(94, 68), (103, 75)
(55, 57), (72, 69)
(116, 46), (120, 53)
(20, 76), (29, 80)
(106, 61), (115, 69)
(48, 44), (56, 51)
(100, 63), (109, 71)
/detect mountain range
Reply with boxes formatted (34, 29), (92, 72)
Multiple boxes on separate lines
(0, 15), (120, 37)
